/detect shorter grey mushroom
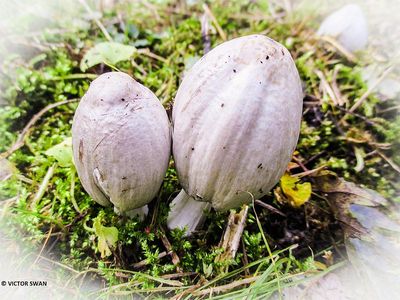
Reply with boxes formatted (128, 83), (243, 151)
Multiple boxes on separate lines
(72, 72), (171, 218)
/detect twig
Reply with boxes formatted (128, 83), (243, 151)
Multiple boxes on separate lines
(315, 69), (342, 106)
(200, 11), (211, 54)
(171, 283), (202, 300)
(317, 36), (357, 62)
(159, 227), (181, 268)
(203, 3), (227, 41)
(161, 272), (197, 280)
(293, 165), (327, 178)
(0, 196), (18, 219)
(0, 98), (79, 159)
(292, 155), (309, 172)
(332, 65), (346, 106)
(377, 150), (400, 174)
(161, 75), (175, 105)
(241, 239), (250, 276)
(335, 106), (376, 126)
(132, 251), (170, 269)
(137, 48), (167, 63)
(192, 275), (260, 296)
(340, 65), (394, 123)
(139, 0), (160, 21)
(32, 226), (53, 267)
(304, 151), (327, 165)
(70, 170), (82, 214)
(37, 254), (80, 274)
(215, 205), (249, 270)
(49, 73), (97, 81)
(378, 104), (400, 114)
(78, 0), (113, 42)
(255, 200), (286, 217)
(30, 163), (56, 210)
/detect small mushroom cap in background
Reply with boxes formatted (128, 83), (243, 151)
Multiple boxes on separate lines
(172, 34), (303, 211)
(317, 4), (368, 52)
(72, 72), (171, 212)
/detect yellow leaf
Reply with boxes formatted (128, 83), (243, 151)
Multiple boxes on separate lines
(280, 173), (311, 207)
(93, 218), (119, 258)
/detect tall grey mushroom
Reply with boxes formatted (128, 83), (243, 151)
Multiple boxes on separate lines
(167, 35), (303, 234)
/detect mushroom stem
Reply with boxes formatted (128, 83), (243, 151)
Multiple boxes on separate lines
(114, 205), (149, 221)
(167, 189), (211, 235)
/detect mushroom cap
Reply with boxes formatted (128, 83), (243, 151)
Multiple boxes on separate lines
(172, 35), (303, 211)
(72, 72), (171, 212)
(317, 4), (368, 52)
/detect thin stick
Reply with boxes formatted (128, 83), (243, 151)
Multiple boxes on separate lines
(49, 73), (97, 81)
(0, 98), (79, 159)
(315, 70), (341, 106)
(293, 165), (327, 178)
(137, 48), (167, 63)
(255, 200), (286, 217)
(161, 272), (197, 280)
(346, 65), (394, 115)
(200, 11), (211, 54)
(192, 275), (260, 296)
(37, 254), (80, 274)
(159, 227), (181, 268)
(32, 226), (53, 267)
(30, 163), (56, 210)
(317, 36), (357, 62)
(70, 170), (82, 214)
(335, 106), (376, 126)
(215, 205), (249, 269)
(378, 104), (400, 114)
(203, 3), (227, 41)
(241, 239), (250, 276)
(377, 150), (400, 174)
(78, 0), (113, 42)
(132, 251), (170, 269)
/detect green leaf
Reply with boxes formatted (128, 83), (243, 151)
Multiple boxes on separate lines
(93, 217), (119, 258)
(280, 173), (311, 208)
(44, 137), (73, 167)
(80, 42), (136, 71)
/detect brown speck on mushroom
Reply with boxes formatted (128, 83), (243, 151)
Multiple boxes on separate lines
(266, 55), (269, 60)
(78, 139), (84, 162)
(257, 163), (263, 169)
(221, 103), (225, 107)
(121, 98), (125, 101)
(191, 147), (195, 151)
(233, 69), (237, 73)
